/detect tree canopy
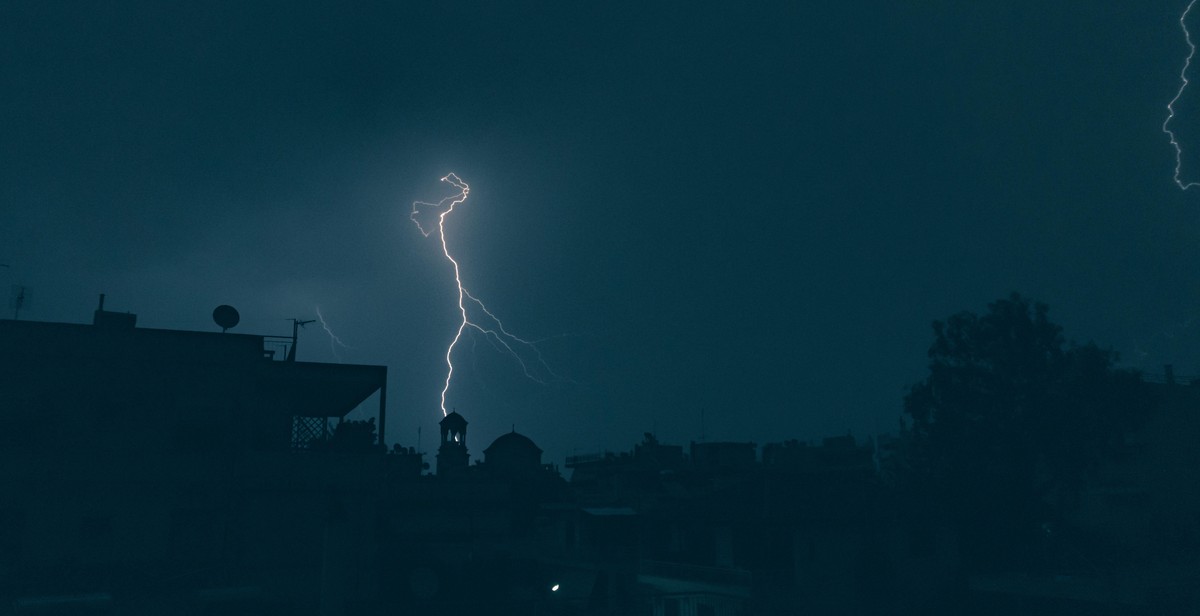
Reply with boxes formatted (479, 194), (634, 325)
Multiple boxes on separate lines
(903, 293), (1156, 568)
(311, 417), (379, 453)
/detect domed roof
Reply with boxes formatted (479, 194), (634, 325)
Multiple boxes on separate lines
(484, 430), (542, 456)
(440, 411), (467, 428)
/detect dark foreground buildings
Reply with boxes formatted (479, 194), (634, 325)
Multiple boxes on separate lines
(2, 303), (1198, 615)
(1, 301), (393, 614)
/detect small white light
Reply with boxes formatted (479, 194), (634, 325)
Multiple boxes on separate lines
(551, 584), (560, 592)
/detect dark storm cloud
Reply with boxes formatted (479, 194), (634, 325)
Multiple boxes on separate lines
(4, 1), (1200, 462)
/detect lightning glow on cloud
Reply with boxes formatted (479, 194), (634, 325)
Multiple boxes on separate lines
(411, 173), (560, 417)
(1165, 0), (1200, 190)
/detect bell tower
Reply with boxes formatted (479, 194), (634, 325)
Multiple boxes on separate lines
(436, 411), (469, 476)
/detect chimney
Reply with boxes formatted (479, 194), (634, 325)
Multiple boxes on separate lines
(93, 294), (137, 329)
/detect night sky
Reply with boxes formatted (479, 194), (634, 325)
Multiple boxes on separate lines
(4, 2), (1200, 464)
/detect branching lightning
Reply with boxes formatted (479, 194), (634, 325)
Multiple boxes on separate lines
(315, 305), (353, 362)
(412, 173), (560, 417)
(1165, 0), (1200, 190)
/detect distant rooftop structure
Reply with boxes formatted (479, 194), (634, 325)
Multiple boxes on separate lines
(484, 429), (544, 476)
(437, 411), (470, 476)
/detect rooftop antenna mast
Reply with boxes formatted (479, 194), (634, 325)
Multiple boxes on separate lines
(9, 285), (29, 320)
(286, 318), (315, 361)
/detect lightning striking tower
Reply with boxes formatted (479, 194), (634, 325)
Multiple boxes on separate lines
(412, 174), (558, 417)
(1165, 0), (1200, 190)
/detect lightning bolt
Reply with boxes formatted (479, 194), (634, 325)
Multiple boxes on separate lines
(412, 173), (560, 417)
(315, 305), (352, 362)
(1165, 0), (1200, 190)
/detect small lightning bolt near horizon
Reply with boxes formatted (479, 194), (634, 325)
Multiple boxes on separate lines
(315, 305), (352, 363)
(411, 173), (561, 417)
(1165, 0), (1200, 190)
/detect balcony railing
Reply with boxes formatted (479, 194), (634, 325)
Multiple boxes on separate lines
(262, 336), (293, 361)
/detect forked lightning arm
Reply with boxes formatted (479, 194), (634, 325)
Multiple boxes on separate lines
(315, 305), (352, 362)
(1165, 0), (1200, 190)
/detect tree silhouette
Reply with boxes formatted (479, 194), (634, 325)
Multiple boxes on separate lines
(311, 417), (378, 453)
(903, 293), (1156, 570)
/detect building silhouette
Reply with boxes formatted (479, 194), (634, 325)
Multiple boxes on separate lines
(1, 299), (393, 613)
(5, 300), (1194, 614)
(435, 411), (469, 476)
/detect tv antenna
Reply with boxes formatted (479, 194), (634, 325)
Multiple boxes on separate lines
(9, 285), (30, 320)
(286, 318), (315, 361)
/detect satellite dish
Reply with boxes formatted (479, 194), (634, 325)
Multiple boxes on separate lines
(212, 305), (240, 332)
